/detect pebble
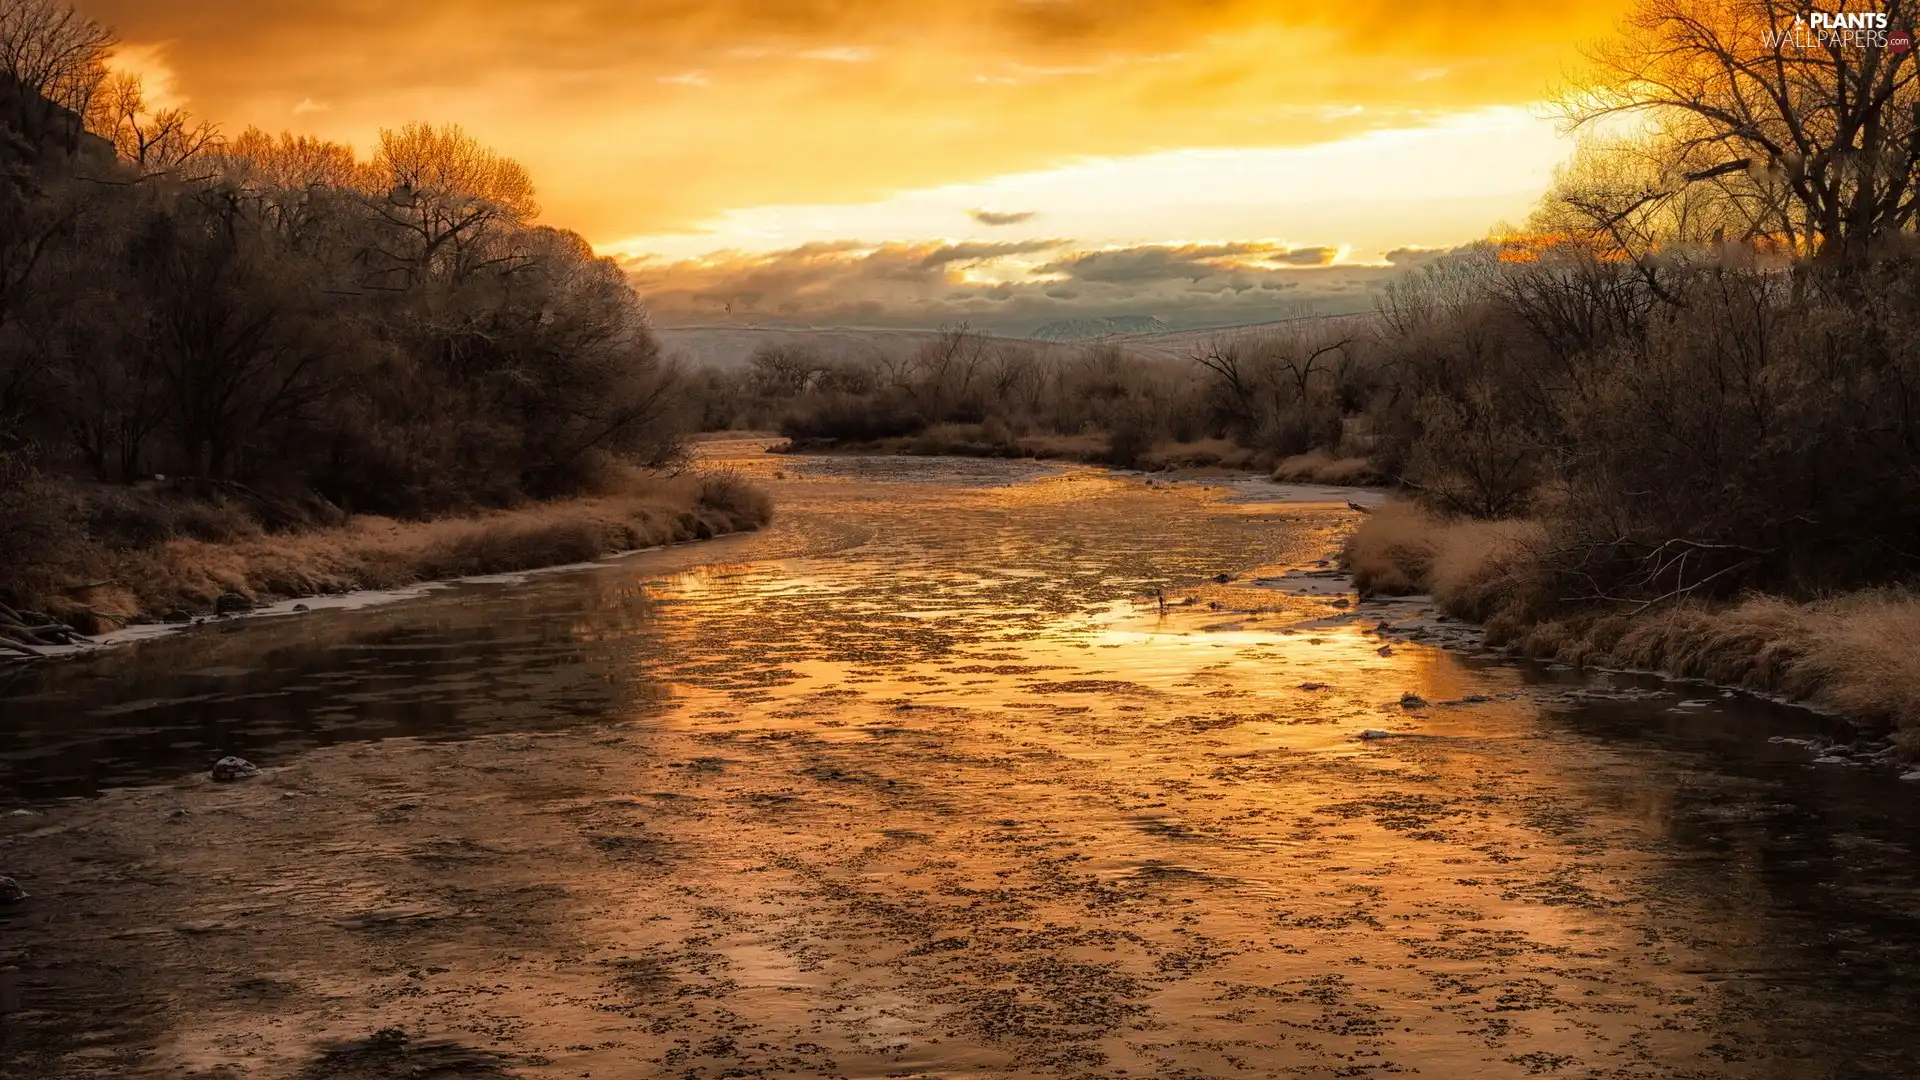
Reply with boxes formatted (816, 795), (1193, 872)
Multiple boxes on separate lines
(1399, 693), (1428, 709)
(1299, 682), (1328, 691)
(1357, 729), (1398, 740)
(0, 876), (25, 904)
(1376, 645), (1394, 657)
(210, 756), (260, 782)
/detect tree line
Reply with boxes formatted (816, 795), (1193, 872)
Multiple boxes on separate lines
(0, 0), (690, 581)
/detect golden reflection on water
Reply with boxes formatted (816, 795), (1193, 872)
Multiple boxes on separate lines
(4, 450), (1918, 1078)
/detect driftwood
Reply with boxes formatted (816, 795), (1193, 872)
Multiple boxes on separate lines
(0, 636), (41, 657)
(0, 601), (83, 654)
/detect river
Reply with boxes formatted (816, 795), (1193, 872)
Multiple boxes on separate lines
(3, 442), (1919, 1079)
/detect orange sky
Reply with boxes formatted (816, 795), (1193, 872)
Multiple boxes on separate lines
(95, 0), (1628, 330)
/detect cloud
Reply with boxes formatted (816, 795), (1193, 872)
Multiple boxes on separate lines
(798, 46), (875, 63)
(1384, 245), (1457, 266)
(916, 239), (1063, 268)
(292, 96), (328, 114)
(969, 209), (1037, 226)
(1041, 242), (1336, 284)
(106, 43), (186, 109)
(623, 239), (1400, 334)
(84, 0), (1609, 243)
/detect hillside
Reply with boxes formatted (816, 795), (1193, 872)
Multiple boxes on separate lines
(1029, 315), (1169, 342)
(654, 313), (1378, 370)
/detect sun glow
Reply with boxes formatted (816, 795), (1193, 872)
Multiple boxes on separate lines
(607, 105), (1568, 266)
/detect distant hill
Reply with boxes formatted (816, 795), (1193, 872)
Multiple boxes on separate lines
(1100, 311), (1378, 361)
(653, 325), (968, 371)
(653, 313), (1379, 370)
(1029, 315), (1169, 342)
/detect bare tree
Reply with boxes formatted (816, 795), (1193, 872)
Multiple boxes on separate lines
(1191, 337), (1254, 429)
(909, 323), (986, 413)
(1263, 329), (1352, 405)
(88, 72), (219, 177)
(221, 127), (365, 190)
(0, 0), (111, 142)
(130, 189), (338, 478)
(1566, 0), (1920, 265)
(363, 121), (538, 288)
(747, 343), (827, 396)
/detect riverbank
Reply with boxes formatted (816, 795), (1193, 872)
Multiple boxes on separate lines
(1343, 498), (1920, 752)
(0, 471), (771, 654)
(774, 424), (1381, 483)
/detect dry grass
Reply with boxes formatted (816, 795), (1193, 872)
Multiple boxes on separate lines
(1345, 501), (1542, 619)
(1342, 499), (1442, 597)
(1343, 497), (1920, 747)
(18, 472), (771, 633)
(1272, 450), (1381, 486)
(1015, 433), (1110, 460)
(1134, 438), (1266, 472)
(1565, 592), (1920, 746)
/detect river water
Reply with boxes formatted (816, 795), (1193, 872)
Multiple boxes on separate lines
(3, 443), (1920, 1079)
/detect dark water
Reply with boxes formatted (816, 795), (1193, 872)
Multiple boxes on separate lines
(2, 446), (1918, 1079)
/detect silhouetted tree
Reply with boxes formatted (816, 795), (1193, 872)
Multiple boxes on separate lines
(1567, 0), (1920, 264)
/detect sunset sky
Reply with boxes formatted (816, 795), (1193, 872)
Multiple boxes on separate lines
(95, 0), (1626, 332)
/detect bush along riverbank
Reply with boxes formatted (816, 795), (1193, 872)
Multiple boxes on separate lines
(1344, 500), (1920, 755)
(776, 422), (1385, 485)
(0, 471), (771, 656)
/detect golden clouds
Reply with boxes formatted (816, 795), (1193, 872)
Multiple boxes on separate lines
(622, 239), (1399, 332)
(86, 0), (1625, 243)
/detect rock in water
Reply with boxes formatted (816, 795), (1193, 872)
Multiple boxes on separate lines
(0, 876), (25, 903)
(1399, 693), (1428, 709)
(214, 593), (253, 614)
(1357, 729), (1398, 740)
(210, 756), (259, 782)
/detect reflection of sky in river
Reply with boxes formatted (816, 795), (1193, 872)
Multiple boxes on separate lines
(5, 448), (1920, 1077)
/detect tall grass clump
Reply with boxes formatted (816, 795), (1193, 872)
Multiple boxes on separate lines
(11, 472), (772, 631)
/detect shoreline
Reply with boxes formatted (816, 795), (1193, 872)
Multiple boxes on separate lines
(1339, 498), (1920, 764)
(1, 474), (772, 664)
(770, 432), (1387, 487)
(14, 531), (756, 663)
(1255, 561), (1915, 777)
